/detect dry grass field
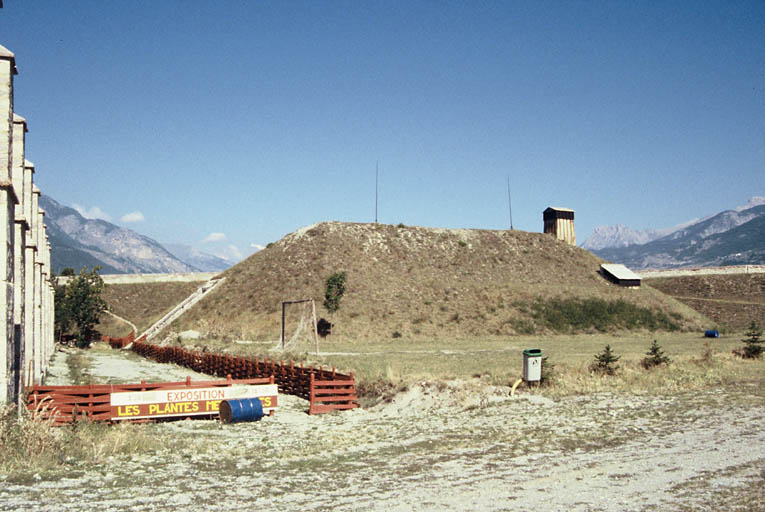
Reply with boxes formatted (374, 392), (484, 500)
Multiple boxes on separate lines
(647, 273), (765, 332)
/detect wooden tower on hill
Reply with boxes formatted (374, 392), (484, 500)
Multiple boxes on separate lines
(543, 207), (576, 246)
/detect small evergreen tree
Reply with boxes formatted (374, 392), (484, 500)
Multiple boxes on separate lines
(742, 320), (763, 359)
(591, 344), (620, 375)
(323, 271), (347, 313)
(642, 339), (671, 369)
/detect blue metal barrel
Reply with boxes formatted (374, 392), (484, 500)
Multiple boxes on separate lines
(219, 397), (264, 424)
(704, 330), (720, 338)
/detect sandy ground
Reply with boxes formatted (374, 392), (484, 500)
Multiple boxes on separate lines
(2, 347), (763, 511)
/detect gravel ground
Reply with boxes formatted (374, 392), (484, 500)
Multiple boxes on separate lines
(2, 347), (763, 511)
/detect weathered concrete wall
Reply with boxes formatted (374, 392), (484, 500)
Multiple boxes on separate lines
(83, 272), (217, 285)
(0, 44), (54, 405)
(9, 114), (26, 403)
(32, 194), (42, 383)
(22, 160), (35, 395)
(0, 46), (15, 405)
(640, 265), (765, 279)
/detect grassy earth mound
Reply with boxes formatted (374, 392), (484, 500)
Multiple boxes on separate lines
(169, 222), (704, 342)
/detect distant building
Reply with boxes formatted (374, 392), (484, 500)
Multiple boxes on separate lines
(600, 263), (641, 287)
(543, 207), (575, 245)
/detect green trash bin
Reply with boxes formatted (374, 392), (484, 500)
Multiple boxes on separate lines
(523, 348), (542, 382)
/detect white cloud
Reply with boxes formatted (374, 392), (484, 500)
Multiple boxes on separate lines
(73, 204), (112, 221)
(202, 232), (227, 243)
(250, 243), (266, 251)
(227, 244), (243, 260)
(120, 211), (145, 223)
(214, 244), (244, 262)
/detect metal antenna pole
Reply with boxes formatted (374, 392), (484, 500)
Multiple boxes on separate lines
(375, 161), (379, 223)
(507, 176), (514, 230)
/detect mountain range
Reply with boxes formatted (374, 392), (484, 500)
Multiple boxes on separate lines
(40, 195), (231, 274)
(42, 193), (764, 275)
(585, 197), (765, 269)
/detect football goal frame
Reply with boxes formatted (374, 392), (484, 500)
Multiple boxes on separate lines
(281, 298), (320, 354)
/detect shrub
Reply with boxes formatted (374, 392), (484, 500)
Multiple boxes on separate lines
(529, 298), (681, 333)
(642, 340), (671, 369)
(540, 356), (556, 386)
(591, 344), (620, 375)
(323, 271), (347, 313)
(741, 320), (763, 359)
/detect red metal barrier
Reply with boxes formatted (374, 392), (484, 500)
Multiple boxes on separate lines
(127, 339), (358, 414)
(27, 375), (274, 425)
(102, 331), (135, 349)
(309, 373), (358, 414)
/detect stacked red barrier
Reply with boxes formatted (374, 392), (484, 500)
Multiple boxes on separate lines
(102, 331), (135, 349)
(129, 339), (358, 414)
(27, 375), (274, 425)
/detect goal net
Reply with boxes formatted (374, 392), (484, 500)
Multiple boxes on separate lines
(277, 299), (319, 354)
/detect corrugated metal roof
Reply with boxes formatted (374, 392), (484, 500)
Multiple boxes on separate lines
(600, 264), (641, 281)
(545, 207), (575, 213)
(0, 45), (14, 59)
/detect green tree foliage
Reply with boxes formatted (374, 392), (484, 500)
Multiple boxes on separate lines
(54, 267), (108, 348)
(591, 344), (620, 375)
(324, 271), (347, 313)
(642, 339), (671, 369)
(742, 320), (763, 359)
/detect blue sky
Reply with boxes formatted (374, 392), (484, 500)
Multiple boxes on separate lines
(2, 1), (764, 262)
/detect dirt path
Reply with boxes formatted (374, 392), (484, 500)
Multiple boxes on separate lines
(3, 348), (763, 511)
(103, 310), (138, 336)
(669, 295), (765, 306)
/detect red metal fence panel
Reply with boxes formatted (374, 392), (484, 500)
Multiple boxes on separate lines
(27, 375), (274, 425)
(125, 337), (358, 414)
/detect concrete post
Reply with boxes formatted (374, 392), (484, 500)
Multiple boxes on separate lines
(10, 114), (26, 403)
(40, 232), (50, 376)
(45, 241), (53, 370)
(22, 160), (35, 392)
(0, 45), (17, 405)
(32, 189), (42, 383)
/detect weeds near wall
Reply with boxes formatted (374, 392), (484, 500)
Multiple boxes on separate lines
(0, 406), (60, 474)
(0, 405), (164, 477)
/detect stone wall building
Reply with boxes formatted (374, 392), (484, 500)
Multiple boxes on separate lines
(1, 44), (55, 407)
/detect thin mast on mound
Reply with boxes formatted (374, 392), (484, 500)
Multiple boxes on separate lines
(507, 176), (514, 230)
(375, 161), (379, 223)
